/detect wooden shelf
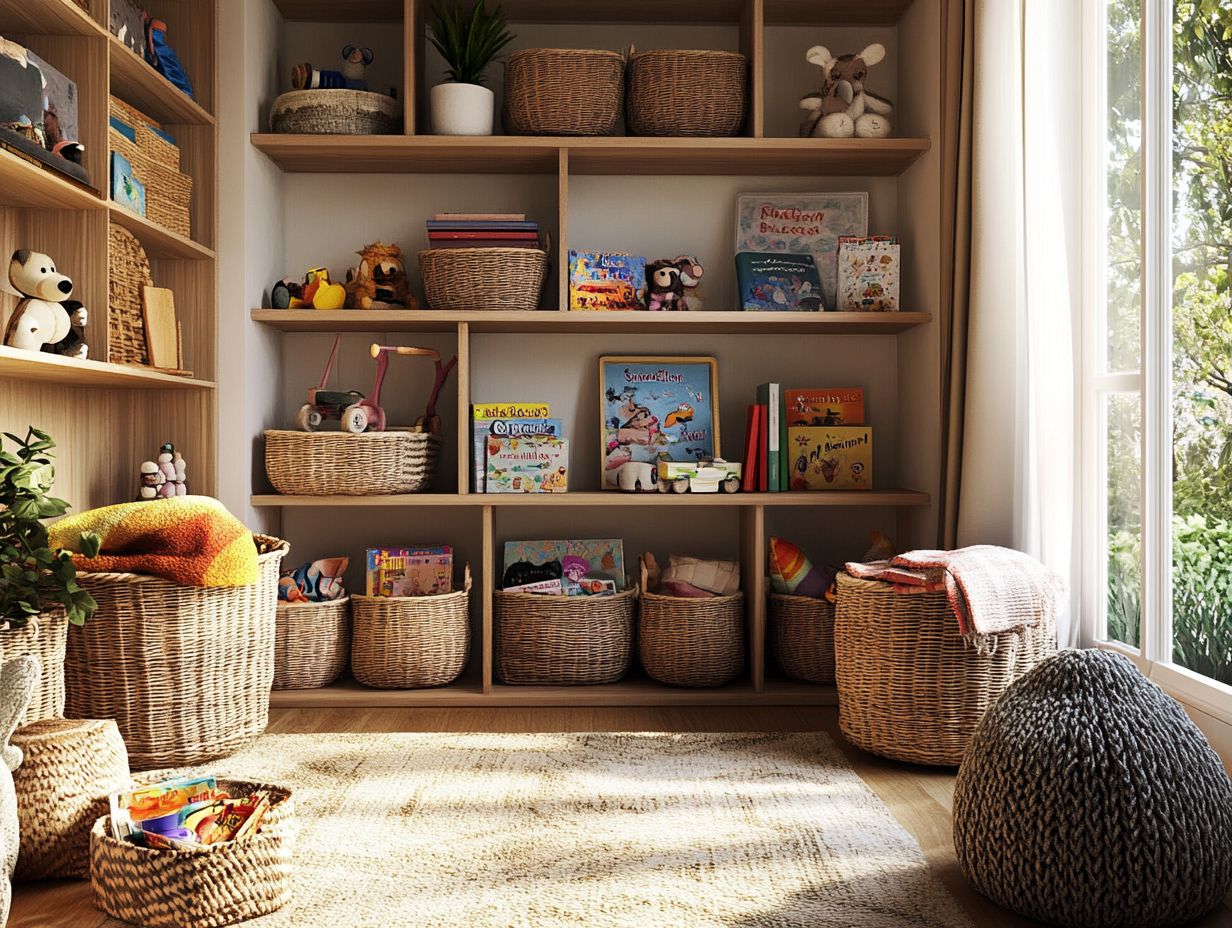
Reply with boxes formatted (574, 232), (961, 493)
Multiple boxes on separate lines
(108, 36), (215, 127)
(0, 0), (103, 36)
(0, 148), (102, 210)
(252, 490), (929, 508)
(0, 347), (215, 389)
(108, 203), (215, 260)
(250, 135), (930, 177)
(765, 0), (915, 25)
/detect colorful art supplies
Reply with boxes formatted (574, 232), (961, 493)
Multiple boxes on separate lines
(365, 546), (452, 596)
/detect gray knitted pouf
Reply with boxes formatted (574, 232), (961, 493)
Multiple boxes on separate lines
(953, 649), (1232, 928)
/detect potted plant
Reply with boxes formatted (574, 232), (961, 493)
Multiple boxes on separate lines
(428, 1), (515, 136)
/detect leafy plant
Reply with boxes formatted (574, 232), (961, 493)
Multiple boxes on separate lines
(428, 1), (515, 85)
(0, 428), (99, 627)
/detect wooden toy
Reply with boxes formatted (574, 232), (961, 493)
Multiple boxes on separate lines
(345, 242), (415, 309)
(3, 249), (87, 358)
(656, 457), (742, 494)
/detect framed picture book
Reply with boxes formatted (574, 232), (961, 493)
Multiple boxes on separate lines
(599, 356), (720, 490)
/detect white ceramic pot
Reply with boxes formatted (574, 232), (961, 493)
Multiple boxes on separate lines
(430, 82), (495, 136)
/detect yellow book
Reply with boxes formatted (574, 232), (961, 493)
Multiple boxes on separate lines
(787, 426), (873, 490)
(471, 403), (550, 419)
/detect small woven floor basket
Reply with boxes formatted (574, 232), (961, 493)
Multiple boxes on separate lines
(273, 598), (350, 690)
(351, 568), (471, 688)
(107, 222), (152, 365)
(834, 573), (1058, 766)
(270, 89), (401, 134)
(0, 612), (67, 724)
(769, 592), (836, 684)
(90, 780), (294, 928)
(626, 50), (747, 137)
(66, 536), (288, 770)
(639, 589), (745, 687)
(264, 429), (440, 496)
(495, 586), (635, 685)
(503, 48), (625, 135)
(420, 248), (548, 311)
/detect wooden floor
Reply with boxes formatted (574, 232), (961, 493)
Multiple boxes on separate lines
(12, 706), (1232, 928)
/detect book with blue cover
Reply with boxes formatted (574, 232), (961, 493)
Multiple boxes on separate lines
(735, 252), (825, 311)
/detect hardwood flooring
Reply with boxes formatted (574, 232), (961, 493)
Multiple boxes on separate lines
(12, 706), (1232, 928)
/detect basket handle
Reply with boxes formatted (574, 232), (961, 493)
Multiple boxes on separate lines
(463, 562), (472, 591)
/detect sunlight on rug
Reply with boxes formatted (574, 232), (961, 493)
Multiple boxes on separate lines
(118, 732), (973, 928)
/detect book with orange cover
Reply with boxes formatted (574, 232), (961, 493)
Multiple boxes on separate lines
(783, 388), (865, 427)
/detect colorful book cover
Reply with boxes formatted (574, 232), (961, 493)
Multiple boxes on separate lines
(569, 251), (646, 311)
(110, 151), (146, 216)
(735, 193), (869, 310)
(787, 426), (873, 490)
(365, 546), (453, 596)
(756, 383), (781, 491)
(837, 236), (901, 312)
(735, 253), (825, 311)
(783, 388), (865, 427)
(502, 539), (626, 592)
(470, 403), (551, 492)
(485, 435), (569, 493)
(473, 416), (562, 492)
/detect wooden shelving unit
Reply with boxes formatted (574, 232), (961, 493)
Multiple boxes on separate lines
(252, 491), (931, 509)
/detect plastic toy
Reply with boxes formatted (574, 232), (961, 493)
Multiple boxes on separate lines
(3, 250), (87, 358)
(799, 43), (893, 139)
(656, 457), (742, 494)
(292, 45), (373, 92)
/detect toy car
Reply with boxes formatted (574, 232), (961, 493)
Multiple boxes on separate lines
(656, 457), (742, 494)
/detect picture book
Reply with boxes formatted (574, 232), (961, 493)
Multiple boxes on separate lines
(470, 403), (551, 492)
(783, 388), (865, 427)
(110, 151), (145, 216)
(838, 236), (901, 312)
(756, 383), (781, 491)
(503, 539), (626, 593)
(735, 253), (825, 311)
(365, 546), (453, 596)
(472, 414), (562, 492)
(569, 251), (646, 311)
(735, 193), (868, 311)
(787, 426), (873, 490)
(485, 434), (569, 493)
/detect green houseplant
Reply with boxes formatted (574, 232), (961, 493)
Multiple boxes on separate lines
(427, 1), (515, 136)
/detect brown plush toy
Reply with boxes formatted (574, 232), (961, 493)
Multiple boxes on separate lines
(800, 43), (893, 139)
(344, 242), (417, 309)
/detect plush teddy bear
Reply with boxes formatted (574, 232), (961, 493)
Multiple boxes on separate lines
(800, 43), (893, 139)
(3, 250), (87, 358)
(345, 242), (416, 309)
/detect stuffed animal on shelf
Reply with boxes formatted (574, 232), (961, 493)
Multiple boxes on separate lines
(275, 268), (345, 310)
(646, 256), (704, 311)
(800, 43), (893, 139)
(3, 250), (87, 358)
(616, 460), (657, 492)
(345, 242), (416, 309)
(292, 45), (374, 92)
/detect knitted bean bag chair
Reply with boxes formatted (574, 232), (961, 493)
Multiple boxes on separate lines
(953, 649), (1232, 928)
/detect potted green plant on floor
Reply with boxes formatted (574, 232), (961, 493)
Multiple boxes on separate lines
(428, 1), (515, 136)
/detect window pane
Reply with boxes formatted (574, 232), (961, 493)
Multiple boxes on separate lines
(1107, 392), (1142, 647)
(1106, 0), (1142, 373)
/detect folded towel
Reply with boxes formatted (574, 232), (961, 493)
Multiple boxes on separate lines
(49, 496), (258, 587)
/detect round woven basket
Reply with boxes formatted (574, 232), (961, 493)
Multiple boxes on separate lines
(833, 573), (1057, 766)
(270, 89), (402, 135)
(638, 589), (744, 687)
(0, 612), (67, 725)
(769, 592), (835, 684)
(66, 536), (288, 771)
(264, 429), (440, 496)
(495, 586), (635, 685)
(626, 50), (747, 137)
(13, 718), (129, 881)
(273, 598), (350, 690)
(90, 780), (294, 928)
(419, 248), (548, 311)
(107, 222), (152, 365)
(503, 48), (625, 135)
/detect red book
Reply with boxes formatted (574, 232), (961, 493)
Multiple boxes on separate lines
(427, 231), (540, 241)
(433, 212), (526, 221)
(427, 239), (543, 250)
(757, 403), (769, 492)
(741, 404), (758, 492)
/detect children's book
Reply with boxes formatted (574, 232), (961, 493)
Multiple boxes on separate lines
(110, 152), (145, 216)
(783, 388), (865, 427)
(433, 212), (526, 221)
(741, 404), (759, 492)
(569, 251), (646, 311)
(756, 383), (781, 491)
(838, 236), (901, 312)
(503, 539), (626, 593)
(476, 416), (562, 492)
(735, 253), (825, 311)
(470, 403), (551, 492)
(485, 434), (569, 493)
(787, 426), (873, 490)
(757, 402), (769, 492)
(365, 546), (453, 596)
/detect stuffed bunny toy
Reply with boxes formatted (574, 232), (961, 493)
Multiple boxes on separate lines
(800, 43), (894, 139)
(0, 656), (39, 927)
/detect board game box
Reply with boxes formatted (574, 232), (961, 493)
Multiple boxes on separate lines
(786, 426), (873, 490)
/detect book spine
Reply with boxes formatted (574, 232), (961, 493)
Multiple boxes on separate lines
(433, 213), (526, 221)
(426, 221), (539, 231)
(757, 404), (769, 493)
(779, 390), (789, 491)
(768, 383), (780, 492)
(428, 231), (540, 240)
(741, 404), (758, 492)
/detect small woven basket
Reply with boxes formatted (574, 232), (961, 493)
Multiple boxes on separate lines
(264, 429), (440, 496)
(273, 598), (350, 690)
(419, 248), (548, 311)
(769, 592), (836, 684)
(639, 584), (745, 688)
(107, 222), (152, 365)
(495, 586), (635, 685)
(626, 50), (747, 137)
(351, 568), (471, 688)
(66, 536), (289, 771)
(834, 573), (1058, 766)
(503, 48), (625, 135)
(108, 105), (193, 239)
(90, 780), (295, 928)
(270, 89), (401, 134)
(0, 612), (67, 724)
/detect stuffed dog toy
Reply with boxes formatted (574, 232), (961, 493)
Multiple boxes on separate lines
(800, 43), (893, 139)
(3, 250), (87, 358)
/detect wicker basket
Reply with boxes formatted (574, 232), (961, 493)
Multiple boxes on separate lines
(639, 586), (745, 687)
(495, 586), (635, 685)
(110, 96), (182, 170)
(13, 718), (130, 881)
(626, 50), (747, 137)
(0, 612), (67, 724)
(351, 568), (471, 688)
(65, 536), (289, 771)
(108, 98), (193, 239)
(273, 597), (350, 690)
(769, 592), (836, 684)
(90, 780), (294, 928)
(264, 429), (440, 496)
(420, 248), (548, 311)
(503, 48), (625, 135)
(834, 573), (1058, 766)
(270, 89), (401, 135)
(107, 222), (153, 365)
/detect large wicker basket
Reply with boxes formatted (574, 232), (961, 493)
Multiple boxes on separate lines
(264, 429), (440, 496)
(834, 573), (1057, 766)
(420, 248), (548, 311)
(0, 612), (67, 725)
(107, 222), (153, 365)
(351, 568), (471, 688)
(270, 89), (401, 135)
(273, 597), (350, 690)
(90, 780), (294, 928)
(65, 536), (289, 770)
(108, 97), (192, 238)
(495, 586), (635, 685)
(626, 50), (747, 137)
(769, 592), (836, 684)
(503, 48), (625, 135)
(639, 588), (744, 687)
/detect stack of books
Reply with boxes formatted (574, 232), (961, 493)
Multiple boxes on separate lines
(742, 385), (872, 491)
(426, 213), (541, 250)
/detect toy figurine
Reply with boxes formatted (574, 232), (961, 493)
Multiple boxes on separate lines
(138, 461), (163, 499)
(271, 277), (301, 309)
(616, 460), (658, 492)
(645, 255), (704, 311)
(3, 250), (87, 358)
(139, 443), (186, 499)
(799, 43), (893, 139)
(274, 268), (345, 309)
(345, 242), (416, 309)
(292, 45), (374, 92)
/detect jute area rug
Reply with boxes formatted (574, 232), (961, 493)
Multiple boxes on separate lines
(117, 732), (974, 928)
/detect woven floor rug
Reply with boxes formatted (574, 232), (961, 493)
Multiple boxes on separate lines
(116, 732), (973, 928)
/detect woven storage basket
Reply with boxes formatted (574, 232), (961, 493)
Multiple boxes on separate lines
(90, 779), (294, 928)
(264, 429), (440, 496)
(638, 577), (744, 687)
(420, 248), (548, 311)
(0, 612), (67, 724)
(495, 586), (635, 685)
(65, 536), (289, 771)
(769, 592), (836, 684)
(270, 89), (401, 135)
(110, 96), (182, 170)
(107, 222), (152, 364)
(351, 568), (471, 688)
(626, 50), (747, 137)
(107, 123), (192, 239)
(834, 573), (1057, 766)
(273, 597), (350, 690)
(13, 718), (130, 881)
(503, 48), (625, 135)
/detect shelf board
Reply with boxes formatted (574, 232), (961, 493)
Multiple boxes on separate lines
(108, 36), (215, 127)
(250, 134), (930, 177)
(765, 0), (915, 25)
(252, 490), (930, 508)
(0, 148), (102, 210)
(0, 0), (104, 36)
(107, 203), (215, 260)
(271, 0), (403, 20)
(0, 347), (215, 389)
